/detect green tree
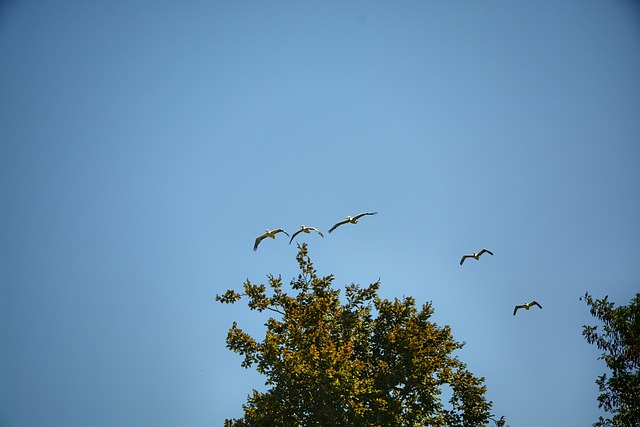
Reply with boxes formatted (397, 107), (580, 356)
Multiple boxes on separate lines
(217, 244), (495, 426)
(582, 292), (640, 427)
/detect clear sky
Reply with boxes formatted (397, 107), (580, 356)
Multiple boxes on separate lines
(1, 1), (639, 426)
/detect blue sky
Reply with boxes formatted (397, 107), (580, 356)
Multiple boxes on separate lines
(1, 1), (639, 426)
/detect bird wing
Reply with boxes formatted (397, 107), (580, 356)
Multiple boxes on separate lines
(460, 255), (471, 265)
(513, 305), (524, 316)
(328, 219), (349, 233)
(274, 228), (289, 237)
(310, 227), (324, 237)
(353, 211), (378, 220)
(289, 229), (303, 244)
(478, 249), (493, 256)
(254, 234), (267, 251)
(531, 301), (542, 309)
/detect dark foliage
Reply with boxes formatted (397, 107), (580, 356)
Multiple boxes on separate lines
(582, 292), (640, 427)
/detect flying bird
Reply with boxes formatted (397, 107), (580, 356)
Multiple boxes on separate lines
(460, 249), (493, 265)
(513, 301), (542, 316)
(289, 225), (324, 244)
(253, 228), (289, 251)
(328, 212), (378, 233)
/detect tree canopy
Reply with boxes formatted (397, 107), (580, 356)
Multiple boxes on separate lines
(582, 292), (640, 427)
(216, 244), (494, 426)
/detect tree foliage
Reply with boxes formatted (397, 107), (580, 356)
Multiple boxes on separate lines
(582, 292), (640, 427)
(216, 244), (494, 426)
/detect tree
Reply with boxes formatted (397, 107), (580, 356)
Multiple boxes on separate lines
(582, 292), (640, 427)
(216, 244), (495, 426)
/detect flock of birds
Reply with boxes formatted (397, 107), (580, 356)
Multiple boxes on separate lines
(253, 212), (542, 317)
(253, 212), (378, 251)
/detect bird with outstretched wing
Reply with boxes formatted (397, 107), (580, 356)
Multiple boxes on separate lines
(289, 225), (324, 244)
(460, 248), (494, 265)
(328, 212), (378, 234)
(254, 228), (289, 251)
(513, 300), (542, 316)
